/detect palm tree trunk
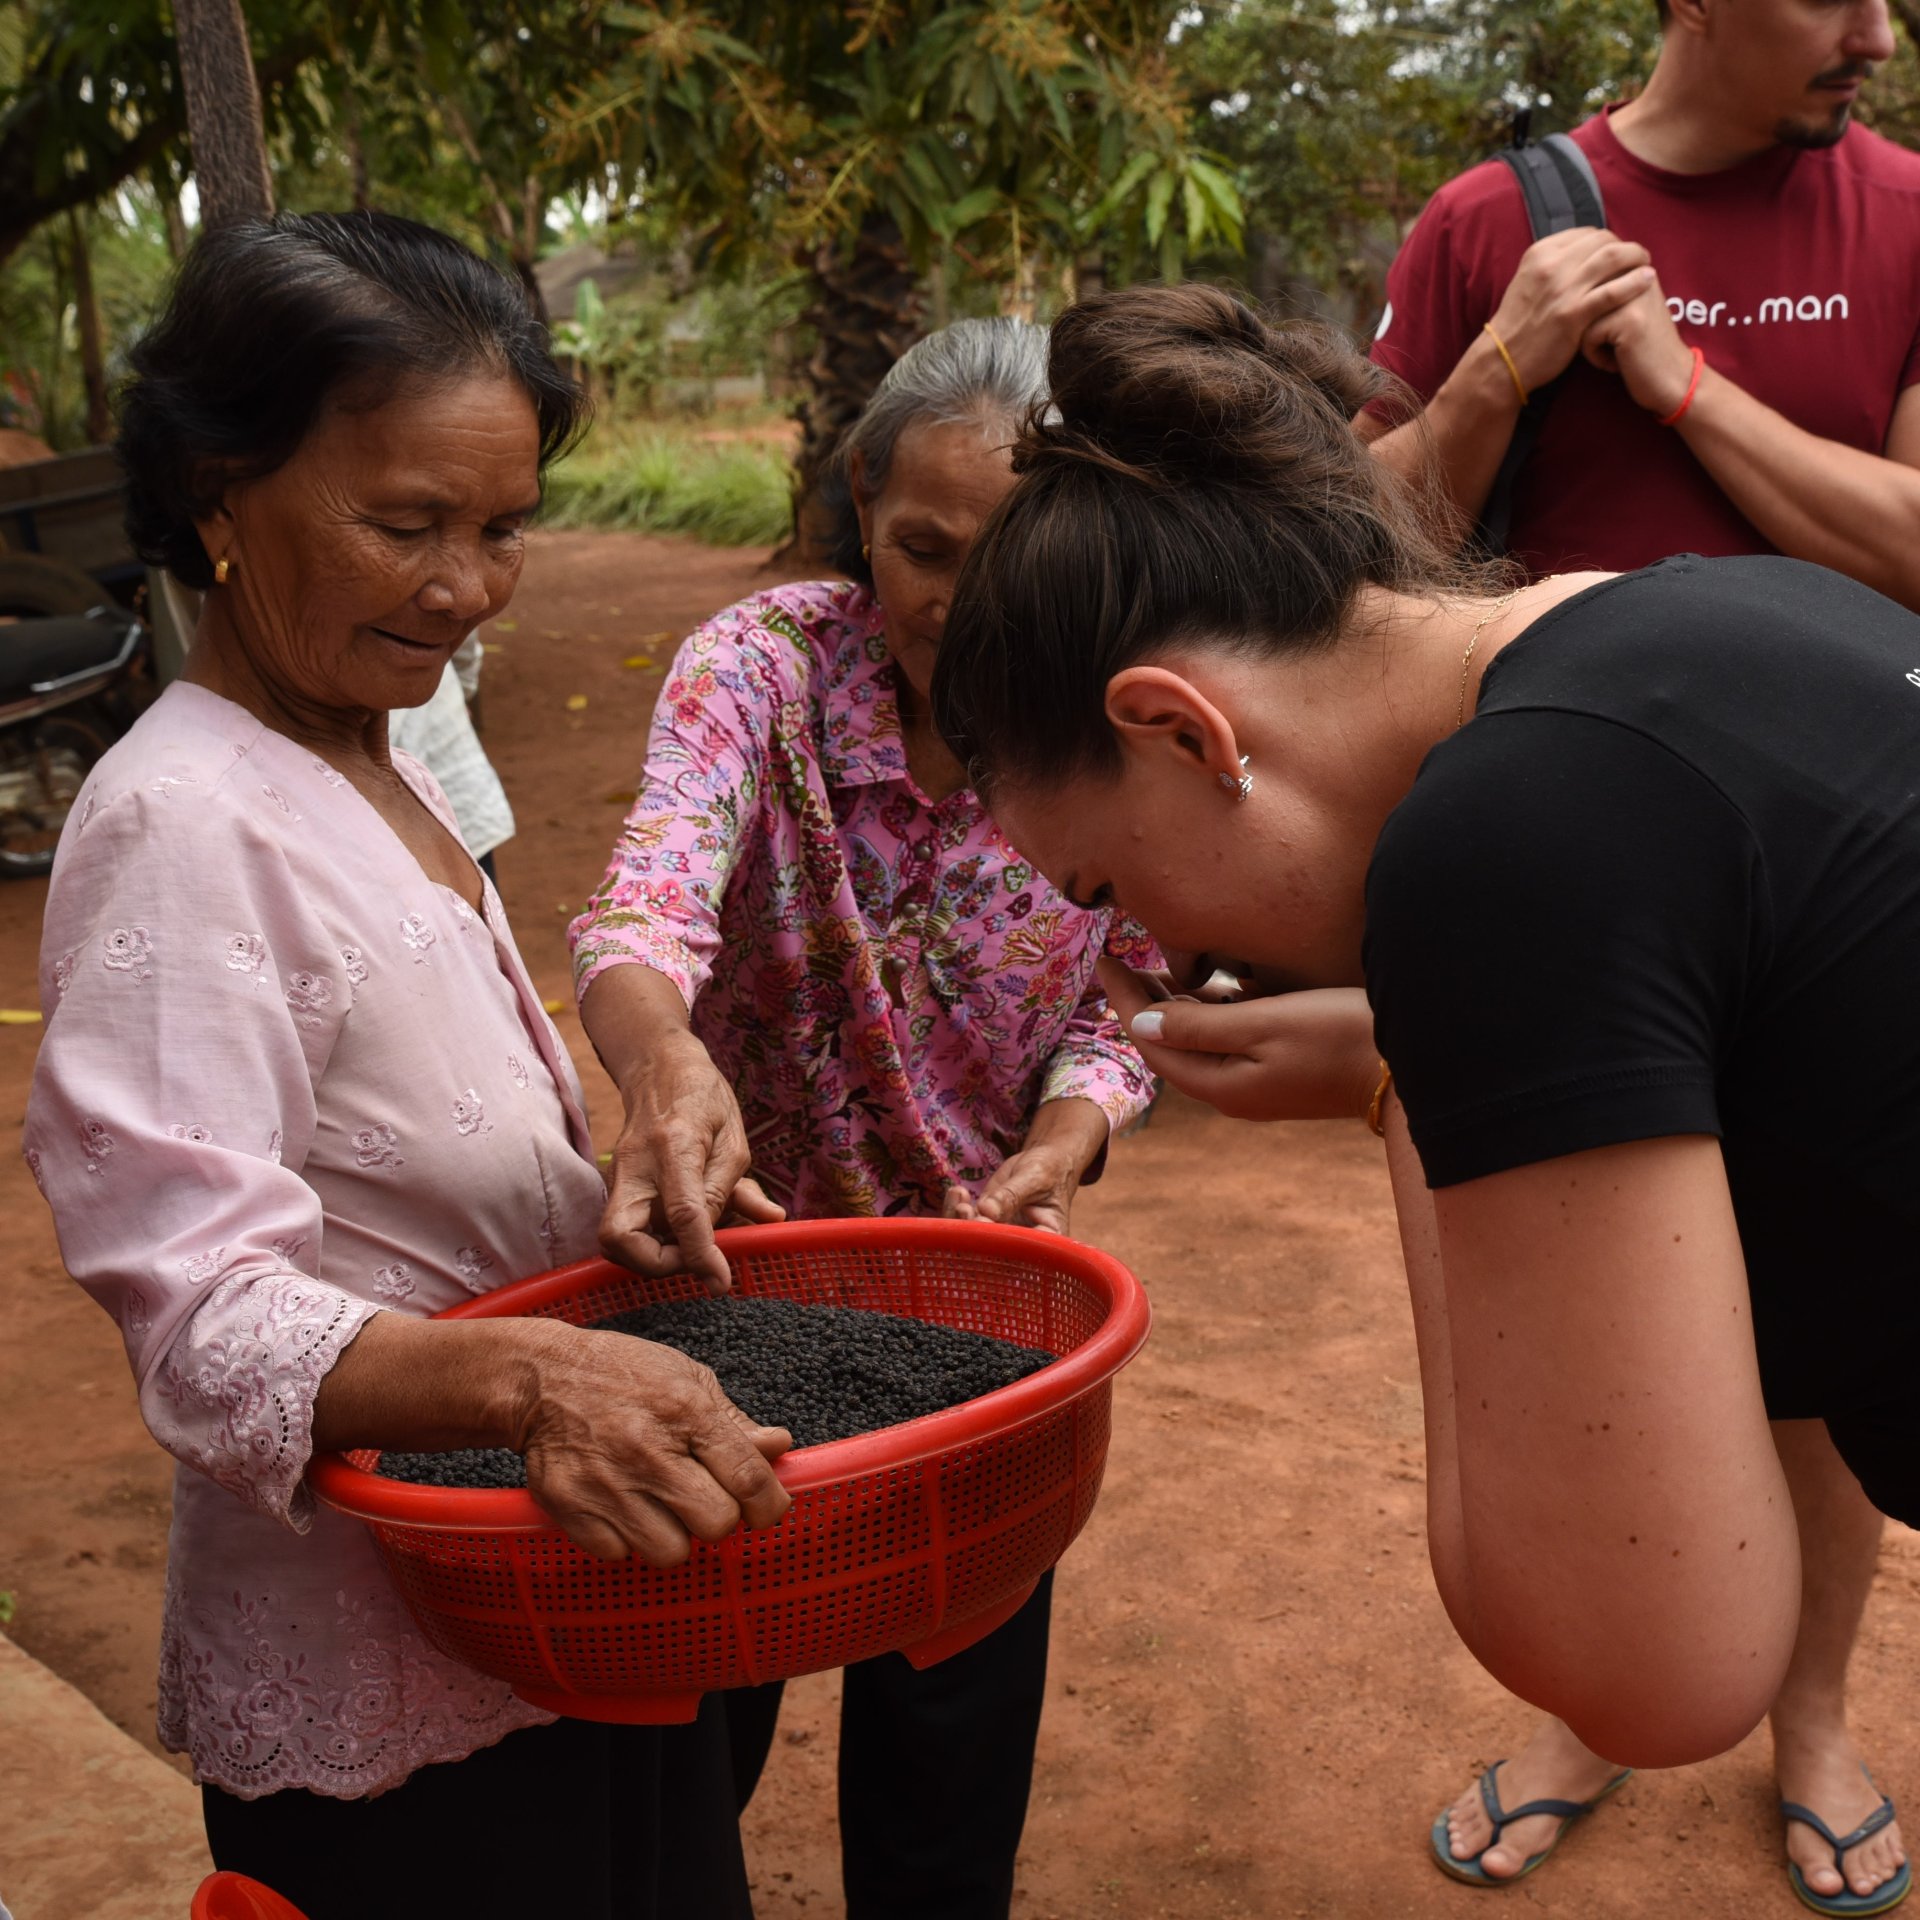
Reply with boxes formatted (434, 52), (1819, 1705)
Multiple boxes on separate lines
(172, 0), (274, 229)
(786, 212), (926, 562)
(66, 211), (112, 445)
(153, 162), (191, 259)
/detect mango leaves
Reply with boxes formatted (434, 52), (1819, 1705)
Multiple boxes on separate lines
(559, 1), (1246, 285)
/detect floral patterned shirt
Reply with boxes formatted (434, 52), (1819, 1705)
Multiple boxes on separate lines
(568, 581), (1154, 1217)
(24, 683), (607, 1799)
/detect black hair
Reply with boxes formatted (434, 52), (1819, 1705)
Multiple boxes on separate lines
(931, 283), (1483, 798)
(117, 209), (587, 588)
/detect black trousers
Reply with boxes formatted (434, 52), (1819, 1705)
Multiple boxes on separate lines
(202, 1699), (752, 1920)
(724, 1571), (1053, 1920)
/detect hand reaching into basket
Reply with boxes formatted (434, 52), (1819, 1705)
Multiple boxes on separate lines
(942, 1096), (1111, 1234)
(583, 969), (785, 1293)
(1095, 960), (1381, 1124)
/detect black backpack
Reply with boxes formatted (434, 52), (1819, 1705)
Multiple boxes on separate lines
(1476, 117), (1607, 554)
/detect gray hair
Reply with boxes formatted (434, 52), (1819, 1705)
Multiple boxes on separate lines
(821, 316), (1050, 584)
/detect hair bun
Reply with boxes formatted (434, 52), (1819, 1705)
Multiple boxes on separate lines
(1024, 284), (1386, 486)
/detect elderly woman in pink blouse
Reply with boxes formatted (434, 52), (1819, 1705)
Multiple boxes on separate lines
(23, 213), (785, 1920)
(569, 318), (1154, 1920)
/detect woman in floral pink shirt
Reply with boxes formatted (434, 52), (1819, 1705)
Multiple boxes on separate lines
(570, 319), (1153, 1919)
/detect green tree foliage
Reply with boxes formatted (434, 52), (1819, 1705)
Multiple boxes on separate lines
(555, 2), (1246, 512)
(1178, 0), (1663, 321)
(567, 1), (1243, 285)
(0, 0), (332, 268)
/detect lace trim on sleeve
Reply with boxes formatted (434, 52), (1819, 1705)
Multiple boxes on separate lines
(147, 1266), (380, 1533)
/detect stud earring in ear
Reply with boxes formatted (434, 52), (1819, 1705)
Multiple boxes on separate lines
(1218, 754), (1253, 802)
(861, 543), (871, 561)
(213, 556), (233, 585)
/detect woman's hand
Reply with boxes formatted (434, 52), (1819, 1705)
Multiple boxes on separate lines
(513, 1320), (792, 1564)
(944, 1097), (1110, 1234)
(1097, 958), (1380, 1123)
(600, 1028), (784, 1291)
(312, 1313), (792, 1566)
(581, 967), (783, 1293)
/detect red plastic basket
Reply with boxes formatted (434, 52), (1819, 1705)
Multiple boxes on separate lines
(191, 1873), (310, 1920)
(309, 1218), (1149, 1723)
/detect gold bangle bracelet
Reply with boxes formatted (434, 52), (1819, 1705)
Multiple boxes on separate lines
(1482, 323), (1529, 407)
(1366, 1060), (1393, 1139)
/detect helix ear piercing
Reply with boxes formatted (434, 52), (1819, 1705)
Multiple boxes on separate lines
(1218, 754), (1253, 801)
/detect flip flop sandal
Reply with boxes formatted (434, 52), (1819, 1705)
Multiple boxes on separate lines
(1430, 1759), (1633, 1887)
(1783, 1782), (1913, 1917)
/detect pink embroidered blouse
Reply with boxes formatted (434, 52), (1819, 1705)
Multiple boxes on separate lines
(24, 682), (606, 1799)
(568, 581), (1154, 1216)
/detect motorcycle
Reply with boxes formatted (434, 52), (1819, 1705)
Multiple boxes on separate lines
(0, 601), (149, 877)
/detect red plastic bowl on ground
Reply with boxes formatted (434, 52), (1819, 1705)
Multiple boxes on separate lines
(191, 1872), (310, 1919)
(309, 1218), (1150, 1724)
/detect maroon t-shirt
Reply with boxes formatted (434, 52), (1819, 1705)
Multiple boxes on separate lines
(1369, 109), (1920, 573)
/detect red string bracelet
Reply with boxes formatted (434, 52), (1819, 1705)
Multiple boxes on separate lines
(1659, 346), (1705, 427)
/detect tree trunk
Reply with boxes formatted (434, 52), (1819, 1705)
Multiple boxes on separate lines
(154, 163), (191, 259)
(66, 212), (112, 445)
(173, 0), (274, 229)
(784, 212), (927, 564)
(343, 93), (372, 212)
(517, 180), (550, 326)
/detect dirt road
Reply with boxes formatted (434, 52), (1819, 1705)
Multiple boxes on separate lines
(2, 530), (1914, 1918)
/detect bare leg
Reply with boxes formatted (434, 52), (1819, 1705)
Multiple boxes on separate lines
(1769, 1418), (1905, 1902)
(1444, 1421), (1905, 1893)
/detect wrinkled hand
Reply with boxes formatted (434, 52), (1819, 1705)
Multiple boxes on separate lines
(599, 1031), (784, 1292)
(1580, 270), (1698, 416)
(944, 1141), (1081, 1234)
(514, 1320), (792, 1564)
(1097, 959), (1379, 1124)
(1485, 227), (1656, 394)
(943, 1096), (1109, 1235)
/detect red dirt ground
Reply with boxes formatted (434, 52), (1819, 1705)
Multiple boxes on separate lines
(3, 528), (1917, 1919)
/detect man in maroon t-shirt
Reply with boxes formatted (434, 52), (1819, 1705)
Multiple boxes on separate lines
(1366, 1), (1919, 1909)
(1367, 4), (1920, 604)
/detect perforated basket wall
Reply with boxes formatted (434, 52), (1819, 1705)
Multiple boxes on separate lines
(310, 1219), (1148, 1722)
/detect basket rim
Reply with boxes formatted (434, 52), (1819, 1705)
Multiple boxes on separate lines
(307, 1216), (1150, 1534)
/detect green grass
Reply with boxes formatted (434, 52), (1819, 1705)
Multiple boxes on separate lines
(543, 428), (794, 548)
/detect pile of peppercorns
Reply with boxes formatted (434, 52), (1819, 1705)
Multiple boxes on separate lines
(375, 1296), (1055, 1489)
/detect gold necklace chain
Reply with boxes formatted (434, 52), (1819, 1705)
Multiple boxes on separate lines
(1456, 589), (1524, 731)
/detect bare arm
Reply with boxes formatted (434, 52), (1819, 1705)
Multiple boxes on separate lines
(1364, 228), (1655, 527)
(1380, 1088), (1470, 1631)
(578, 961), (782, 1291)
(312, 1310), (792, 1563)
(1362, 334), (1528, 529)
(1586, 284), (1920, 609)
(1403, 1133), (1798, 1766)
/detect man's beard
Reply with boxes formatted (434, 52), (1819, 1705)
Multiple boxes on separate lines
(1774, 100), (1854, 150)
(1776, 63), (1872, 150)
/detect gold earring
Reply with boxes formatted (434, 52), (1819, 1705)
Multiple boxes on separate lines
(213, 556), (233, 585)
(861, 543), (871, 562)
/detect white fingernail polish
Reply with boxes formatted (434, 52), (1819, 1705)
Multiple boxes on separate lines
(1131, 1009), (1164, 1040)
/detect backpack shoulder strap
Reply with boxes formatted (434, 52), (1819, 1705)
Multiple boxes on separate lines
(1474, 134), (1606, 554)
(1492, 133), (1605, 238)
(1541, 133), (1605, 230)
